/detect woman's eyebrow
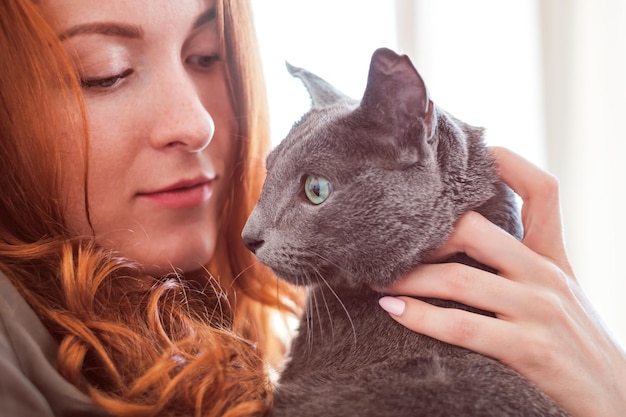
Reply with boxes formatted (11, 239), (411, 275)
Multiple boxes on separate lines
(192, 7), (216, 30)
(59, 22), (144, 41)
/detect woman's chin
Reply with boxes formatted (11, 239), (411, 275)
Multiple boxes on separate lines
(121, 244), (215, 278)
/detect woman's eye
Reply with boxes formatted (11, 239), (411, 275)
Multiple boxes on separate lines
(304, 175), (332, 205)
(187, 54), (220, 69)
(80, 68), (133, 90)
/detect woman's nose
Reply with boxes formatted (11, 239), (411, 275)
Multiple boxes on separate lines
(147, 71), (215, 153)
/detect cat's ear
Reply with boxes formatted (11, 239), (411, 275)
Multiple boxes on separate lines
(286, 62), (351, 108)
(361, 48), (434, 139)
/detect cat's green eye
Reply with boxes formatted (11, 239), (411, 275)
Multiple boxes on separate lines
(304, 175), (331, 205)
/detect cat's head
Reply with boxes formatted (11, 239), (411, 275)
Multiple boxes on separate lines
(242, 48), (498, 289)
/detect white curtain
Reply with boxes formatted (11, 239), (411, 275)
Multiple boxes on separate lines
(539, 0), (626, 344)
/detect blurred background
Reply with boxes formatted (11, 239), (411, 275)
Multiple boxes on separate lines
(251, 0), (626, 345)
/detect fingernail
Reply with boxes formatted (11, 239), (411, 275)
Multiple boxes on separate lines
(378, 296), (406, 316)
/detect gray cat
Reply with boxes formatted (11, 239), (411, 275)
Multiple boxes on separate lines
(242, 48), (570, 417)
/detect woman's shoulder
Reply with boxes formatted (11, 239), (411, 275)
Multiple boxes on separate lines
(0, 271), (109, 417)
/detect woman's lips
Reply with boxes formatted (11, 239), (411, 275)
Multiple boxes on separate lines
(137, 178), (214, 208)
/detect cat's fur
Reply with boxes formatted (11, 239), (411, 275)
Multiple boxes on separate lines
(242, 48), (569, 417)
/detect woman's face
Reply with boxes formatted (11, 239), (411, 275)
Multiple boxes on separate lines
(40, 0), (237, 275)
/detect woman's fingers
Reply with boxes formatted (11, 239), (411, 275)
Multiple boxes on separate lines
(489, 146), (575, 277)
(427, 211), (530, 276)
(380, 263), (626, 417)
(378, 294), (526, 364)
(427, 211), (568, 289)
(384, 262), (529, 319)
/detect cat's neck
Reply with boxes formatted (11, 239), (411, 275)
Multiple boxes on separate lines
(434, 110), (522, 240)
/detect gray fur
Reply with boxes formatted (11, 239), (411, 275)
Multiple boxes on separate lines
(242, 48), (569, 417)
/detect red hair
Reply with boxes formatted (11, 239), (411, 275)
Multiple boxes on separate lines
(0, 1), (301, 416)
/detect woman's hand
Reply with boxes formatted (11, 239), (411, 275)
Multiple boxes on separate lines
(378, 146), (626, 417)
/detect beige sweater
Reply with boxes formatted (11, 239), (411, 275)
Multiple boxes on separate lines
(0, 272), (108, 416)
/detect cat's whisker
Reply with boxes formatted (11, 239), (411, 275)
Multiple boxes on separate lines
(313, 269), (335, 340)
(308, 249), (353, 279)
(310, 273), (327, 348)
(305, 272), (321, 355)
(303, 276), (312, 354)
(314, 271), (357, 349)
(296, 271), (309, 353)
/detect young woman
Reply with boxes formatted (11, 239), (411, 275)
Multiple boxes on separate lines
(0, 1), (624, 416)
(1, 0), (299, 416)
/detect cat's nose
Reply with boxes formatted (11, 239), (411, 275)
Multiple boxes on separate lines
(242, 236), (265, 254)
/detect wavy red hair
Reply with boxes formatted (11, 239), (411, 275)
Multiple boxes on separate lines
(0, 1), (301, 416)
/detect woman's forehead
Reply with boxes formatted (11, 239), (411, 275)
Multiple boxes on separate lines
(37, 0), (217, 34)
